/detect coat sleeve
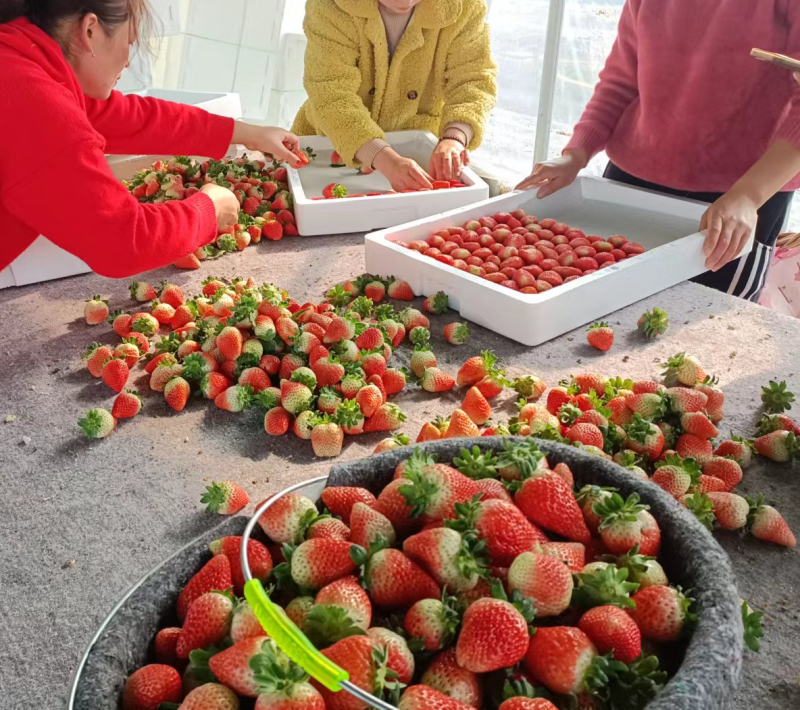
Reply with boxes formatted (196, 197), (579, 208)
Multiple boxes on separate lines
(563, 0), (641, 159)
(301, 0), (386, 164)
(440, 0), (498, 151)
(84, 91), (235, 159)
(2, 138), (218, 278)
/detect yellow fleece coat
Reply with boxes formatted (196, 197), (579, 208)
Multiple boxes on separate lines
(292, 0), (498, 167)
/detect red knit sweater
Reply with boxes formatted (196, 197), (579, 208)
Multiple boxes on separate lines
(565, 0), (800, 193)
(0, 19), (235, 278)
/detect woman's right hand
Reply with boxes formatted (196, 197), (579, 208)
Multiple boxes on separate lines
(200, 183), (240, 232)
(515, 149), (588, 198)
(373, 148), (433, 191)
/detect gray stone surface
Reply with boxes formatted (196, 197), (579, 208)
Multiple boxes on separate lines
(0, 233), (798, 709)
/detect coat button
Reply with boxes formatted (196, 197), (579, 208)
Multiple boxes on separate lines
(407, 90), (418, 100)
(369, 88), (375, 95)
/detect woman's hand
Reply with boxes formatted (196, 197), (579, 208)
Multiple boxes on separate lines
(373, 147), (433, 191)
(430, 139), (469, 181)
(200, 183), (240, 232)
(700, 191), (759, 271)
(515, 149), (588, 197)
(232, 122), (302, 167)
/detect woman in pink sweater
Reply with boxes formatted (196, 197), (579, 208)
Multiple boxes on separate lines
(518, 0), (800, 301)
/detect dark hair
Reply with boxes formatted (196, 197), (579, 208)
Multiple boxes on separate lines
(0, 0), (152, 42)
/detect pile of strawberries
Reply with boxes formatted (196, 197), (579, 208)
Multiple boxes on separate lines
(119, 437), (704, 710)
(393, 209), (645, 293)
(125, 152), (311, 269)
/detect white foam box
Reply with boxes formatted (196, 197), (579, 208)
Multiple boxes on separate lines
(288, 131), (490, 236)
(2, 90), (242, 289)
(365, 176), (751, 347)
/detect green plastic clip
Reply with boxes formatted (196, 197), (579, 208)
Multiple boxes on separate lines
(243, 578), (349, 692)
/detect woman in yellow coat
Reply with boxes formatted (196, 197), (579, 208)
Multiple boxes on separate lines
(293, 0), (498, 191)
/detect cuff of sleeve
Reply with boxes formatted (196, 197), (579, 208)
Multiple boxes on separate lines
(189, 192), (219, 247)
(563, 124), (608, 161)
(775, 116), (800, 150)
(443, 122), (474, 146)
(206, 115), (236, 159)
(355, 138), (391, 168)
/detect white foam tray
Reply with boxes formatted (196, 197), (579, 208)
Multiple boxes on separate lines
(365, 176), (751, 347)
(287, 131), (490, 236)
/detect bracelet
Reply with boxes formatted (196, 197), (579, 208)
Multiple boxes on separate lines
(440, 134), (467, 148)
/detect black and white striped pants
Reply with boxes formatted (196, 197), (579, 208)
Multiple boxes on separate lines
(604, 163), (794, 302)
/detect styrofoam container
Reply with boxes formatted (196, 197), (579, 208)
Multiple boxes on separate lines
(365, 176), (751, 346)
(288, 131), (490, 236)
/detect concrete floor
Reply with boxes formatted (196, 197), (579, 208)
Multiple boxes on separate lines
(0, 233), (798, 709)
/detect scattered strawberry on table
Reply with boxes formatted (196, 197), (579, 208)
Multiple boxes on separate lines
(315, 179), (469, 201)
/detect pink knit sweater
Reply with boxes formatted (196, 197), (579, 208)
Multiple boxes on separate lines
(565, 0), (800, 192)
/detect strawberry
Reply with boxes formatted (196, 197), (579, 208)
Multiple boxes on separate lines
(746, 495), (796, 547)
(111, 390), (141, 419)
(665, 387), (708, 415)
(201, 481), (249, 515)
(662, 352), (705, 386)
(455, 351), (491, 387)
(200, 372), (233, 400)
(753, 430), (798, 462)
(84, 295), (109, 325)
(207, 635), (272, 696)
(624, 414), (665, 460)
(289, 538), (357, 589)
(257, 493), (318, 544)
(306, 516), (350, 540)
(101, 357), (129, 393)
(158, 282), (185, 309)
(108, 311), (133, 337)
(284, 596), (315, 629)
(350, 501), (396, 549)
(122, 664), (181, 710)
(173, 252), (201, 269)
(625, 392), (666, 419)
(363, 280), (387, 303)
(438, 409), (478, 439)
(361, 351), (387, 378)
(210, 536), (273, 593)
(322, 182), (347, 199)
(702, 456), (742, 491)
(586, 322), (614, 351)
(455, 584), (534, 672)
(151, 301), (176, 325)
(651, 454), (700, 498)
(387, 279), (415, 300)
(760, 379), (795, 413)
(291, 410), (317, 440)
(578, 605), (641, 663)
(535, 541), (585, 572)
(215, 384), (254, 412)
(695, 474), (727, 494)
(114, 339), (141, 368)
(705, 491), (749, 530)
(126, 330), (150, 355)
(314, 574), (371, 629)
(364, 403), (406, 432)
(255, 681), (325, 710)
(637, 307), (668, 338)
(498, 699), (558, 710)
(239, 367), (270, 393)
(508, 551), (573, 617)
(397, 307), (430, 330)
(398, 455), (480, 522)
(422, 291), (449, 314)
(367, 627), (415, 684)
(78, 408), (117, 438)
(680, 411), (719, 439)
(129, 280), (156, 302)
(177, 590), (236, 658)
(420, 648), (482, 708)
(595, 493), (660, 556)
(320, 487), (377, 525)
(515, 471), (591, 544)
(404, 527), (485, 591)
(676, 433), (713, 464)
(399, 686), (474, 710)
(280, 380), (313, 414)
(163, 375), (189, 412)
(373, 432), (410, 454)
(382, 368), (407, 396)
(714, 437), (754, 466)
(628, 585), (695, 641)
(316, 636), (388, 710)
(312, 357), (346, 387)
(359, 547), (440, 608)
(153, 627), (181, 665)
(566, 422), (604, 448)
(355, 326), (385, 351)
(756, 413), (800, 436)
(444, 322), (470, 345)
(404, 595), (461, 651)
(410, 347), (437, 378)
(461, 387), (492, 425)
(311, 416), (344, 458)
(216, 326), (244, 360)
(179, 684), (238, 710)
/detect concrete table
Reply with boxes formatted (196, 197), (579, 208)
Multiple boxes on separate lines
(0, 234), (797, 709)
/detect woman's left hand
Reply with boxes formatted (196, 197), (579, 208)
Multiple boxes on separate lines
(232, 122), (303, 167)
(700, 191), (759, 271)
(430, 139), (469, 181)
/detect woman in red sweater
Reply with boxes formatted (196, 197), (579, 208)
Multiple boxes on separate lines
(517, 0), (800, 302)
(0, 0), (302, 279)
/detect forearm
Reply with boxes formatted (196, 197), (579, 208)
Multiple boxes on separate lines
(728, 140), (800, 206)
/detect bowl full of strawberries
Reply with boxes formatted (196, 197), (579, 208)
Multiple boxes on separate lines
(70, 438), (742, 710)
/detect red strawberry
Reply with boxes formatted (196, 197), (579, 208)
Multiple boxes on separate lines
(387, 279), (415, 300)
(322, 182), (347, 199)
(102, 357), (129, 393)
(444, 322), (470, 345)
(84, 295), (109, 325)
(753, 430), (798, 462)
(216, 326), (244, 361)
(404, 527), (485, 591)
(201, 480), (249, 515)
(316, 636), (383, 710)
(628, 585), (694, 641)
(595, 493), (660, 556)
(443, 409), (481, 438)
(164, 376), (190, 412)
(311, 418), (344, 458)
(651, 454), (700, 498)
(382, 368), (407, 395)
(404, 597), (460, 652)
(210, 536), (273, 593)
(349, 501), (396, 549)
(112, 390), (141, 419)
(177, 555), (233, 621)
(84, 343), (114, 378)
(355, 384), (383, 417)
(399, 686), (474, 710)
(314, 574), (371, 629)
(158, 282), (185, 309)
(705, 491), (749, 530)
(363, 403), (407, 432)
(422, 291), (450, 315)
(474, 477), (514, 504)
(397, 457), (480, 522)
(108, 311), (133, 337)
(153, 627), (181, 665)
(179, 684), (238, 710)
(257, 492), (318, 544)
(747, 495), (796, 547)
(676, 433), (713, 464)
(320, 486), (377, 525)
(129, 280), (157, 302)
(508, 551), (573, 617)
(176, 590), (235, 658)
(289, 538), (357, 589)
(695, 474), (728, 494)
(586, 322), (614, 351)
(174, 251), (202, 269)
(702, 456), (742, 491)
(361, 547), (440, 608)
(499, 700), (558, 710)
(368, 627), (416, 684)
(524, 626), (606, 696)
(306, 516), (351, 540)
(421, 648), (482, 709)
(625, 414), (665, 460)
(410, 347), (437, 378)
(456, 592), (532, 672)
(680, 411), (719, 440)
(515, 472), (591, 544)
(456, 350), (496, 387)
(207, 635), (272, 696)
(122, 664), (181, 710)
(565, 422), (604, 448)
(364, 280), (387, 303)
(578, 605), (641, 664)
(536, 541), (585, 573)
(662, 352), (705, 386)
(201, 372), (233, 400)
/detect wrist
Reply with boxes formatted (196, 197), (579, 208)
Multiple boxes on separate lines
(726, 181), (768, 210)
(563, 148), (589, 169)
(231, 121), (256, 149)
(372, 146), (398, 172)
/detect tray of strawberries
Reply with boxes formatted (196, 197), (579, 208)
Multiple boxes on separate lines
(286, 131), (490, 236)
(364, 177), (753, 347)
(69, 439), (742, 710)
